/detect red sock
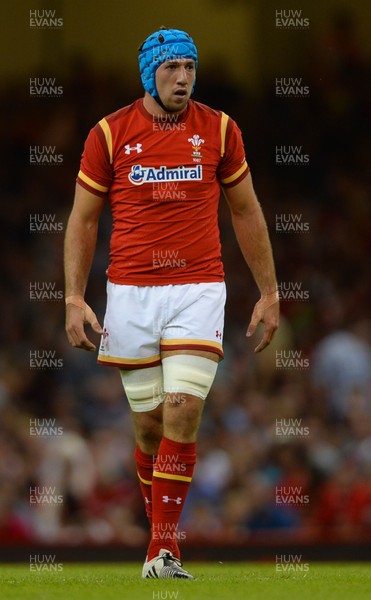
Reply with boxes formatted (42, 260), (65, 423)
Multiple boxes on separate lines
(134, 444), (181, 559)
(134, 445), (154, 523)
(147, 436), (196, 561)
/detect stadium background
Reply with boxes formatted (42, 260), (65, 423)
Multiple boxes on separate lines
(1, 0), (370, 562)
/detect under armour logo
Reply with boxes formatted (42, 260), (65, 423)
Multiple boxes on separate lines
(125, 143), (142, 154)
(216, 330), (222, 339)
(162, 495), (182, 505)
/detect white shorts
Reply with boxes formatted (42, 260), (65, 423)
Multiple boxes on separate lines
(98, 282), (226, 369)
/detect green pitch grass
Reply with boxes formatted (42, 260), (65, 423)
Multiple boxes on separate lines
(0, 563), (370, 600)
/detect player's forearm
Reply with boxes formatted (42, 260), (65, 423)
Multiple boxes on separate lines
(231, 206), (278, 296)
(64, 213), (98, 298)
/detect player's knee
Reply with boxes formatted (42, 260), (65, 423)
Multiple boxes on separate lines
(162, 354), (218, 400)
(134, 413), (163, 450)
(163, 393), (203, 440)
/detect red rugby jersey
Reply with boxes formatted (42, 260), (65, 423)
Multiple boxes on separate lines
(77, 98), (249, 285)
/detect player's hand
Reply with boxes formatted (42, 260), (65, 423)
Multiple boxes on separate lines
(65, 298), (103, 352)
(246, 292), (279, 353)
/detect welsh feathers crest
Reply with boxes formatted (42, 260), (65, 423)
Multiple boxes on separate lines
(188, 134), (205, 162)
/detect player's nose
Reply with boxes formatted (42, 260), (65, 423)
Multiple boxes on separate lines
(176, 66), (188, 84)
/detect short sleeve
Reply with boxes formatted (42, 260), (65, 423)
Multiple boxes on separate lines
(217, 116), (249, 188)
(76, 123), (113, 197)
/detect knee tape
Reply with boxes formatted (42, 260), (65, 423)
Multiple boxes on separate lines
(162, 355), (218, 400)
(119, 366), (164, 413)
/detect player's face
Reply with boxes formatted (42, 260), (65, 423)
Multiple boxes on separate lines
(155, 59), (196, 113)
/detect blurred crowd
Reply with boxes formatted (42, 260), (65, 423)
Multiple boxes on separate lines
(0, 12), (371, 547)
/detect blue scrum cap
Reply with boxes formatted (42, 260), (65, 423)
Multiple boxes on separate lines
(138, 27), (198, 97)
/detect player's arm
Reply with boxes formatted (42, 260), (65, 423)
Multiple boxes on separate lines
(64, 182), (104, 351)
(223, 172), (279, 352)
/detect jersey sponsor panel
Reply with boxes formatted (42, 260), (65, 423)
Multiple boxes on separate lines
(128, 164), (202, 186)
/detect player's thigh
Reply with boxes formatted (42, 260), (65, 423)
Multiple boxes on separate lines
(161, 350), (220, 403)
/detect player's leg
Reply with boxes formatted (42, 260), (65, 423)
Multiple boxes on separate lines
(132, 403), (163, 526)
(145, 350), (219, 568)
(119, 366), (163, 529)
(120, 366), (184, 565)
(142, 282), (225, 574)
(99, 283), (170, 551)
(113, 283), (224, 578)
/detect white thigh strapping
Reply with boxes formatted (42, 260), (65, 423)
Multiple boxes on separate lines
(162, 355), (218, 400)
(119, 366), (164, 413)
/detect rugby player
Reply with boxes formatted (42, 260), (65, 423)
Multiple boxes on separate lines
(64, 27), (279, 579)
